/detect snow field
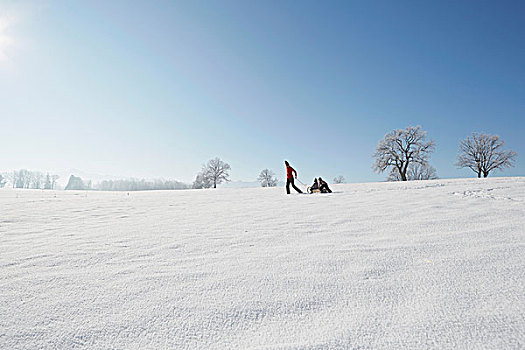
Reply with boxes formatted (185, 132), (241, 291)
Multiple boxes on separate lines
(1, 177), (524, 349)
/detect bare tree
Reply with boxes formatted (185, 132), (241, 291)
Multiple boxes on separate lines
(388, 163), (438, 181)
(30, 171), (44, 189)
(4, 171), (20, 188)
(333, 176), (345, 184)
(44, 173), (52, 189)
(51, 175), (60, 189)
(258, 169), (278, 187)
(456, 133), (517, 178)
(14, 170), (23, 188)
(4, 172), (16, 188)
(373, 126), (435, 181)
(15, 169), (31, 188)
(409, 163), (438, 180)
(197, 158), (231, 188)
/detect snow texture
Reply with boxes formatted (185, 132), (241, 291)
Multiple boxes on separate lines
(1, 177), (524, 349)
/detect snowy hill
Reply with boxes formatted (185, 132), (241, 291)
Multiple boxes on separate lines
(1, 177), (524, 349)
(218, 180), (263, 188)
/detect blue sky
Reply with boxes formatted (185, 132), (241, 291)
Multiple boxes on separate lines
(1, 0), (524, 184)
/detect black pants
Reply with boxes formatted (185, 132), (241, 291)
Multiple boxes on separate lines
(286, 178), (303, 194)
(320, 184), (332, 193)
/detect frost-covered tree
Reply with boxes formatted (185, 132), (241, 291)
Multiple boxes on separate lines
(200, 158), (231, 188)
(96, 178), (189, 191)
(408, 163), (438, 181)
(44, 173), (52, 189)
(193, 173), (212, 189)
(12, 170), (21, 188)
(333, 176), (345, 184)
(388, 163), (438, 181)
(373, 126), (435, 181)
(3, 172), (14, 188)
(65, 175), (86, 190)
(7, 170), (59, 189)
(10, 169), (37, 188)
(0, 174), (5, 188)
(258, 169), (278, 187)
(30, 171), (44, 189)
(4, 171), (18, 188)
(15, 169), (30, 188)
(51, 175), (60, 190)
(456, 133), (517, 178)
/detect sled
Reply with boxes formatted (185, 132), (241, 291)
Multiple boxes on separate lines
(306, 186), (321, 194)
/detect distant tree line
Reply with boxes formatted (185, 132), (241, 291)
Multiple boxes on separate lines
(1, 170), (60, 189)
(62, 175), (189, 191)
(95, 178), (189, 191)
(0, 171), (189, 191)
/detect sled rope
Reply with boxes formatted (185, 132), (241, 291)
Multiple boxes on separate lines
(295, 178), (307, 186)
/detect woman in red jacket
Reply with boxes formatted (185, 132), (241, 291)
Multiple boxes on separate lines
(284, 160), (303, 194)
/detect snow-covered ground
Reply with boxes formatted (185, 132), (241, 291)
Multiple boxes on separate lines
(1, 177), (524, 349)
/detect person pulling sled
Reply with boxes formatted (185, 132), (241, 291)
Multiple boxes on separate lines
(284, 160), (303, 194)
